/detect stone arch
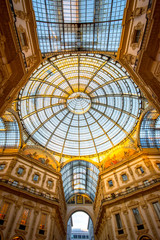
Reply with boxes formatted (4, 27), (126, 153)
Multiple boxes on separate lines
(137, 234), (154, 240)
(10, 235), (26, 240)
(66, 205), (95, 227)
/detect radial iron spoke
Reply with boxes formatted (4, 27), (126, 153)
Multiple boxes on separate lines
(91, 106), (135, 143)
(45, 110), (70, 148)
(92, 102), (138, 119)
(25, 107), (67, 143)
(60, 113), (75, 161)
(88, 110), (114, 147)
(20, 95), (68, 100)
(89, 76), (128, 95)
(48, 59), (74, 93)
(23, 102), (65, 120)
(91, 93), (141, 99)
(30, 77), (70, 96)
(83, 113), (100, 162)
(84, 58), (109, 93)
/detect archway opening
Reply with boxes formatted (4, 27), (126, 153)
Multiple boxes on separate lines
(11, 237), (24, 240)
(67, 211), (94, 240)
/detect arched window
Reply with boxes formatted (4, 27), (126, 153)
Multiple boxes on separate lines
(11, 237), (24, 240)
(0, 111), (21, 152)
(139, 235), (152, 240)
(61, 160), (99, 201)
(140, 109), (160, 148)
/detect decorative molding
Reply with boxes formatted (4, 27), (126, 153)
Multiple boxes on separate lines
(135, 164), (146, 177)
(131, 22), (144, 50)
(123, 54), (137, 65)
(127, 200), (139, 208)
(46, 178), (54, 190)
(26, 55), (37, 68)
(132, 6), (147, 17)
(32, 172), (41, 184)
(15, 10), (28, 21)
(0, 162), (7, 172)
(15, 165), (26, 178)
(13, 0), (20, 3)
(17, 25), (29, 52)
(155, 161), (160, 171)
(120, 172), (130, 184)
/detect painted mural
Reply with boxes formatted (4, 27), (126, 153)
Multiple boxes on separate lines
(103, 148), (138, 170)
(21, 146), (58, 170)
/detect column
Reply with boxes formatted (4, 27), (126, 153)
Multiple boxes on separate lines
(49, 215), (55, 240)
(107, 216), (114, 240)
(28, 208), (39, 239)
(123, 209), (134, 239)
(5, 204), (20, 239)
(142, 204), (159, 239)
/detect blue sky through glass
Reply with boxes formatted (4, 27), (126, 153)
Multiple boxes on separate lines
(32, 0), (126, 54)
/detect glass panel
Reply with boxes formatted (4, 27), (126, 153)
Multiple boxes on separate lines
(39, 213), (47, 229)
(140, 109), (160, 148)
(32, 0), (126, 54)
(132, 208), (143, 225)
(115, 213), (122, 229)
(153, 202), (160, 220)
(0, 202), (9, 219)
(20, 208), (30, 225)
(0, 111), (20, 151)
(17, 167), (24, 175)
(61, 160), (99, 201)
(18, 53), (143, 158)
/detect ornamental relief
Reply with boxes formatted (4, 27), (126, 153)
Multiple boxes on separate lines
(17, 25), (29, 52)
(15, 10), (28, 21)
(124, 54), (137, 65)
(131, 22), (144, 50)
(32, 172), (41, 184)
(46, 178), (54, 190)
(133, 6), (147, 17)
(120, 172), (130, 184)
(0, 162), (7, 171)
(15, 165), (26, 178)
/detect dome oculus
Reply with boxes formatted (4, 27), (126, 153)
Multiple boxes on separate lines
(67, 92), (91, 114)
(18, 53), (143, 157)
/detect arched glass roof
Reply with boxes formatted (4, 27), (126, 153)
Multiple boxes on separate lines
(140, 109), (160, 148)
(32, 0), (126, 54)
(0, 111), (20, 151)
(61, 160), (99, 201)
(18, 53), (143, 157)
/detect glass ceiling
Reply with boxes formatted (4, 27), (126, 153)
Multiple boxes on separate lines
(0, 111), (20, 152)
(140, 109), (160, 148)
(32, 0), (126, 54)
(61, 160), (99, 201)
(18, 53), (143, 158)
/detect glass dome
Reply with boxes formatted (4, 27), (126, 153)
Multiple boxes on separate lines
(18, 53), (143, 157)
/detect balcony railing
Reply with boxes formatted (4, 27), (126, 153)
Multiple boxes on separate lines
(102, 178), (160, 203)
(0, 178), (59, 203)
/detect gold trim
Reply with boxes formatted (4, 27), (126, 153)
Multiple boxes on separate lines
(120, 172), (130, 184)
(0, 162), (7, 171)
(46, 178), (54, 190)
(15, 165), (26, 178)
(135, 165), (146, 177)
(32, 172), (41, 184)
(131, 22), (144, 50)
(17, 25), (29, 52)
